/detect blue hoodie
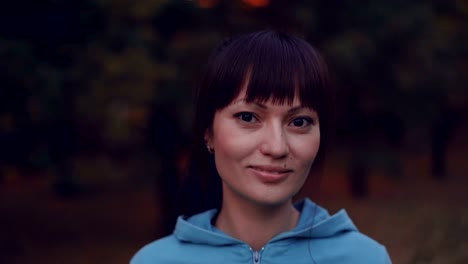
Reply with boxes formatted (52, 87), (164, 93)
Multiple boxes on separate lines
(131, 199), (391, 263)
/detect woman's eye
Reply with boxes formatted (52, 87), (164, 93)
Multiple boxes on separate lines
(236, 112), (257, 123)
(290, 117), (313, 128)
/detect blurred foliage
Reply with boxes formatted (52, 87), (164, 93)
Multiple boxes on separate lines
(0, 0), (466, 180)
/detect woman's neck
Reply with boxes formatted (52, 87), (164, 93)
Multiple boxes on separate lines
(215, 194), (300, 251)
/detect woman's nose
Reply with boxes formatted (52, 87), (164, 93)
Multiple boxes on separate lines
(259, 123), (289, 159)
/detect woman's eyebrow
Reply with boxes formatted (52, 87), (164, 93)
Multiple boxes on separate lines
(230, 99), (266, 109)
(287, 106), (306, 114)
(253, 102), (267, 109)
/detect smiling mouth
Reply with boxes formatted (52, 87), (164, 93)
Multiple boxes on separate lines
(248, 166), (293, 174)
(248, 165), (293, 182)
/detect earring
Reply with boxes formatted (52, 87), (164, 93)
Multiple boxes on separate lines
(206, 143), (214, 154)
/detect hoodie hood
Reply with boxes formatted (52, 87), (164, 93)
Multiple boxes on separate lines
(174, 198), (358, 246)
(132, 198), (391, 264)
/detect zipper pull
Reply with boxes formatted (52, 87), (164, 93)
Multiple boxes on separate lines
(253, 251), (260, 264)
(251, 247), (264, 264)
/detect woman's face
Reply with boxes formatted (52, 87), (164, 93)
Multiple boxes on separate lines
(206, 88), (320, 207)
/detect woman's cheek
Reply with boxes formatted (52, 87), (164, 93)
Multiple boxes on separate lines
(222, 131), (259, 159)
(290, 133), (320, 160)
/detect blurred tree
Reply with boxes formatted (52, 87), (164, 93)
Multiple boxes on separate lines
(0, 0), (466, 197)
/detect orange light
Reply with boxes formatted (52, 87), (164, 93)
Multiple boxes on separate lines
(242, 0), (270, 8)
(197, 0), (219, 9)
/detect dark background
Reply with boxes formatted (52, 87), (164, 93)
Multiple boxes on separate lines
(1, 0), (467, 263)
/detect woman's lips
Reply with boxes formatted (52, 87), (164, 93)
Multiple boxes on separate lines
(248, 165), (293, 183)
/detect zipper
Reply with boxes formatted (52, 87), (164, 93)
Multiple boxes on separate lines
(250, 247), (265, 264)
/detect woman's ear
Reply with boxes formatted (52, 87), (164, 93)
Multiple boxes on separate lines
(204, 129), (214, 153)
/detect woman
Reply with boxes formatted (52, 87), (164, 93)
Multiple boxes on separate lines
(131, 30), (391, 263)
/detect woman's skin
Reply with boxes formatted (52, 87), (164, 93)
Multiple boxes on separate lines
(205, 82), (321, 250)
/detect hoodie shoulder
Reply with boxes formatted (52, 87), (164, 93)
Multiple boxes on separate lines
(342, 231), (392, 263)
(306, 229), (391, 263)
(294, 199), (392, 263)
(130, 235), (180, 264)
(130, 210), (243, 264)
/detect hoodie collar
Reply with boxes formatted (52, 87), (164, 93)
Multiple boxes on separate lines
(174, 209), (243, 246)
(174, 198), (357, 246)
